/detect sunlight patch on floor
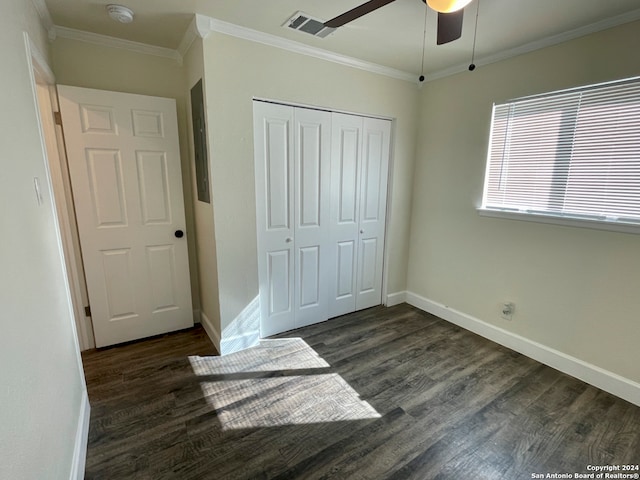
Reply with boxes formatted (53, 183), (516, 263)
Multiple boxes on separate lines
(189, 337), (330, 374)
(188, 338), (380, 430)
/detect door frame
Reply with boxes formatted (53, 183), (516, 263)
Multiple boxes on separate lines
(252, 97), (396, 313)
(27, 35), (95, 351)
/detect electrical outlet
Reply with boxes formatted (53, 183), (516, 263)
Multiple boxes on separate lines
(501, 302), (514, 321)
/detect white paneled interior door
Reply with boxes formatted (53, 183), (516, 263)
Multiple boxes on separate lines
(58, 85), (193, 347)
(254, 101), (390, 337)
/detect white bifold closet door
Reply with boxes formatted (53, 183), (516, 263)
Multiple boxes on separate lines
(254, 102), (331, 337)
(328, 113), (390, 318)
(253, 101), (390, 337)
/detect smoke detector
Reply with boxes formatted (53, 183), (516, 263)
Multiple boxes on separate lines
(106, 4), (134, 24)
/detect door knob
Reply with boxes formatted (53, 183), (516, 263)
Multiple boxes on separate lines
(174, 230), (184, 238)
(285, 237), (293, 243)
(360, 229), (364, 234)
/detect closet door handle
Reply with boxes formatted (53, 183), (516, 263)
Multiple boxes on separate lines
(360, 229), (364, 234)
(285, 237), (293, 243)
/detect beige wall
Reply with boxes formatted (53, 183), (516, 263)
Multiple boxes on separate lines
(0, 1), (86, 478)
(50, 37), (201, 315)
(184, 38), (222, 348)
(408, 20), (640, 383)
(201, 32), (419, 335)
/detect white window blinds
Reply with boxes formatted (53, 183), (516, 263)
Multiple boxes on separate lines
(482, 77), (640, 227)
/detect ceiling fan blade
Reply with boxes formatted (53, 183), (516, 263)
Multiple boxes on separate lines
(436, 10), (464, 45)
(325, 0), (397, 28)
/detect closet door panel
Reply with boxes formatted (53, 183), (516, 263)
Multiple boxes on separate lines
(268, 249), (292, 315)
(338, 129), (359, 223)
(265, 121), (291, 230)
(328, 113), (362, 318)
(298, 246), (320, 307)
(254, 102), (295, 336)
(356, 117), (391, 310)
(361, 129), (384, 222)
(358, 237), (378, 292)
(294, 108), (331, 328)
(336, 240), (356, 298)
(299, 125), (321, 228)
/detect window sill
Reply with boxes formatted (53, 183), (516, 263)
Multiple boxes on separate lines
(477, 208), (640, 235)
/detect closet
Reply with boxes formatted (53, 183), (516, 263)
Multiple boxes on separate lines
(253, 101), (390, 337)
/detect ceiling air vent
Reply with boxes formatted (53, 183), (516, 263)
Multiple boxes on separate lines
(283, 12), (335, 38)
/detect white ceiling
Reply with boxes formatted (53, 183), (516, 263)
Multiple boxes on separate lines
(44, 0), (640, 78)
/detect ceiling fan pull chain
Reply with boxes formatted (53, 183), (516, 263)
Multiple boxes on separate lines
(469, 0), (480, 71)
(419, 5), (428, 82)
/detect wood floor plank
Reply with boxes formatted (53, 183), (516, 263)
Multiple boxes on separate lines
(82, 304), (640, 479)
(356, 360), (550, 479)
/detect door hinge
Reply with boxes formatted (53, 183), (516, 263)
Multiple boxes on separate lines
(84, 305), (91, 317)
(54, 111), (63, 125)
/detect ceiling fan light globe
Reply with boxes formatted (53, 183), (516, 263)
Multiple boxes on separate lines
(426, 0), (472, 13)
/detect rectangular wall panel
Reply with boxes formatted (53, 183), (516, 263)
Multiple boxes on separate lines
(299, 123), (321, 227)
(299, 246), (320, 308)
(132, 110), (165, 138)
(136, 151), (171, 225)
(80, 104), (117, 134)
(336, 241), (355, 298)
(339, 128), (359, 224)
(268, 250), (291, 315)
(101, 249), (137, 321)
(359, 238), (378, 293)
(266, 119), (290, 230)
(146, 245), (178, 313)
(363, 131), (383, 221)
(86, 149), (127, 228)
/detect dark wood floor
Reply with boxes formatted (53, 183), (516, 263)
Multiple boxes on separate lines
(82, 304), (640, 479)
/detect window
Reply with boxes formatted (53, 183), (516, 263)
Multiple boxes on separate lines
(480, 76), (640, 233)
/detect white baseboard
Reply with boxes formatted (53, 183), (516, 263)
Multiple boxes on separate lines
(69, 390), (90, 480)
(220, 331), (260, 356)
(386, 291), (407, 307)
(200, 311), (221, 353)
(405, 291), (640, 407)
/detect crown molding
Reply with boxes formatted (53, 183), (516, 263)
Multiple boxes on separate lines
(177, 14), (211, 59)
(54, 26), (182, 63)
(40, 5), (640, 84)
(425, 7), (640, 82)
(31, 0), (56, 42)
(193, 15), (416, 84)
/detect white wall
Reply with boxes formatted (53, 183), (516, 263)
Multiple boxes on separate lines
(0, 1), (87, 478)
(200, 32), (419, 344)
(184, 37), (222, 350)
(50, 37), (202, 318)
(408, 20), (640, 384)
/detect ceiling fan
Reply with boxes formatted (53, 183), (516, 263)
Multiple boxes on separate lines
(325, 0), (473, 45)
